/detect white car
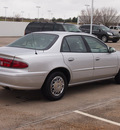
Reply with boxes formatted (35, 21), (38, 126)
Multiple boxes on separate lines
(109, 26), (120, 34)
(0, 31), (120, 100)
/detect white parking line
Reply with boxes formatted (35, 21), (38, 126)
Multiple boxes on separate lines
(74, 110), (120, 127)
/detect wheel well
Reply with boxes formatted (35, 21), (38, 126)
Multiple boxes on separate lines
(45, 68), (71, 84)
(101, 35), (107, 39)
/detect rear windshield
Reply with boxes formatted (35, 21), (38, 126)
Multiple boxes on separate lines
(7, 33), (59, 50)
(63, 24), (80, 32)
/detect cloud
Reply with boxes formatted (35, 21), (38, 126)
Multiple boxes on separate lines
(0, 0), (120, 19)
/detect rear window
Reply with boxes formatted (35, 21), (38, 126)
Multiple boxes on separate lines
(7, 33), (59, 50)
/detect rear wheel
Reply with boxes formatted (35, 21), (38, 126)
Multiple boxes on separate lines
(42, 72), (68, 101)
(2, 87), (10, 90)
(101, 35), (108, 42)
(115, 70), (120, 84)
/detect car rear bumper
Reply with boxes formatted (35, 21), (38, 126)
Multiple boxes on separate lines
(0, 71), (47, 90)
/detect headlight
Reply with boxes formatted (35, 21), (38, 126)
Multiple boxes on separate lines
(107, 32), (113, 35)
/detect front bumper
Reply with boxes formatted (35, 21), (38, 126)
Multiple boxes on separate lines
(108, 35), (120, 41)
(0, 71), (47, 90)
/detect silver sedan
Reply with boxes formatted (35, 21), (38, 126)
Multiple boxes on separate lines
(0, 31), (120, 100)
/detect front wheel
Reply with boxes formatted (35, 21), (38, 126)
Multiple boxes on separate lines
(101, 35), (108, 42)
(42, 72), (68, 101)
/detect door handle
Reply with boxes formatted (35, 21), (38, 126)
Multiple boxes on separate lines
(68, 57), (74, 61)
(96, 57), (100, 61)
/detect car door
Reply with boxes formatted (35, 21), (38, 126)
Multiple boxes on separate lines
(61, 35), (94, 84)
(83, 36), (118, 79)
(92, 26), (102, 39)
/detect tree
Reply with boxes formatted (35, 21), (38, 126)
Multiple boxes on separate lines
(52, 17), (56, 22)
(72, 17), (77, 23)
(78, 7), (120, 26)
(14, 14), (21, 22)
(99, 8), (120, 26)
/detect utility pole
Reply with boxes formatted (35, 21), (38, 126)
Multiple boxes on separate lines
(36, 6), (40, 22)
(90, 0), (93, 34)
(4, 7), (8, 21)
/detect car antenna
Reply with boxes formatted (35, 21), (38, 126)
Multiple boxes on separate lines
(35, 48), (38, 55)
(32, 33), (38, 55)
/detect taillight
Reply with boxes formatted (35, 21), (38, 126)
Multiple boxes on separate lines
(0, 57), (28, 68)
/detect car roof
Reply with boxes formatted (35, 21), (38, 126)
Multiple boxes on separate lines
(33, 31), (94, 37)
(81, 24), (103, 27)
(27, 22), (74, 25)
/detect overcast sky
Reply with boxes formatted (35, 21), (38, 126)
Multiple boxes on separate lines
(0, 0), (120, 19)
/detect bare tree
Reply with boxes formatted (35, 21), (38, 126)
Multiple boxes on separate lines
(78, 7), (120, 26)
(99, 8), (120, 26)
(79, 9), (91, 24)
(14, 14), (21, 22)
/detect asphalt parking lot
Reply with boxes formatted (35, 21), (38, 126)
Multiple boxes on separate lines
(0, 37), (120, 130)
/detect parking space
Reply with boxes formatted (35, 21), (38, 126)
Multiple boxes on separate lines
(12, 98), (120, 130)
(0, 37), (120, 130)
(0, 80), (119, 129)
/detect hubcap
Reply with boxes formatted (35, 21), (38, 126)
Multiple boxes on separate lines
(50, 76), (64, 96)
(102, 36), (107, 42)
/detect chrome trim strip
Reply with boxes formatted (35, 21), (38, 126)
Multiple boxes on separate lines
(94, 65), (117, 70)
(73, 67), (94, 72)
(69, 76), (114, 86)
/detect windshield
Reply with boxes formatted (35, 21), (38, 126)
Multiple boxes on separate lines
(7, 33), (59, 50)
(100, 26), (110, 31)
(63, 24), (80, 32)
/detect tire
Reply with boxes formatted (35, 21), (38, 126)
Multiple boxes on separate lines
(112, 40), (118, 43)
(42, 72), (68, 101)
(101, 35), (108, 42)
(2, 87), (10, 90)
(115, 71), (120, 84)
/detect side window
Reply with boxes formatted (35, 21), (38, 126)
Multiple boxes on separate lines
(114, 27), (117, 30)
(93, 26), (99, 31)
(80, 25), (90, 33)
(61, 36), (87, 52)
(43, 23), (54, 31)
(38, 23), (45, 31)
(61, 39), (70, 52)
(83, 25), (90, 29)
(54, 24), (64, 31)
(28, 23), (44, 32)
(83, 36), (108, 53)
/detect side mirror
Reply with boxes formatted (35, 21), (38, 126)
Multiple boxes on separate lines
(108, 47), (116, 53)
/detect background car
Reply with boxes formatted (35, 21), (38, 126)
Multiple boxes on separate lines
(109, 26), (120, 34)
(24, 22), (81, 35)
(0, 31), (120, 101)
(79, 24), (120, 42)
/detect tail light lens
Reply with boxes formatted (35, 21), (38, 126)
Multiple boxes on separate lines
(0, 57), (28, 68)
